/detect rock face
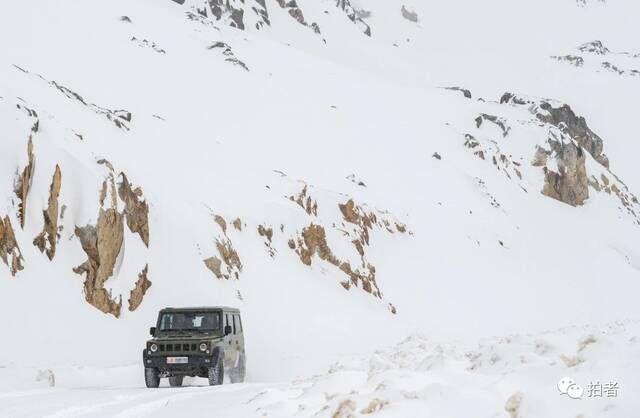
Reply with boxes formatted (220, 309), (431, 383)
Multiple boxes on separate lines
(15, 138), (35, 229)
(578, 40), (610, 55)
(335, 0), (371, 36)
(542, 139), (589, 206)
(117, 173), (149, 247)
(73, 207), (124, 317)
(275, 0), (321, 33)
(73, 164), (150, 317)
(401, 5), (418, 22)
(33, 165), (62, 260)
(204, 237), (243, 279)
(128, 265), (151, 311)
(289, 185), (318, 216)
(0, 215), (24, 276)
(291, 222), (381, 297)
(537, 102), (609, 168)
(208, 0), (249, 29)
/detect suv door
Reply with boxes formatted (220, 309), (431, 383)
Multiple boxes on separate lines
(235, 314), (245, 355)
(223, 312), (235, 368)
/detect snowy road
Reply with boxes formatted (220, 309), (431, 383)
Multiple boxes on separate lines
(3, 322), (640, 418)
(0, 380), (277, 418)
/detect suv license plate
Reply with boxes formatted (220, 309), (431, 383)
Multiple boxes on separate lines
(167, 357), (188, 364)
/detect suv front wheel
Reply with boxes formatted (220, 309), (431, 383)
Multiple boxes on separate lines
(145, 368), (160, 388)
(207, 355), (224, 386)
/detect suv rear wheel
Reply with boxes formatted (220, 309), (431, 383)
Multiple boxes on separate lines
(230, 353), (246, 383)
(144, 368), (160, 388)
(169, 376), (184, 387)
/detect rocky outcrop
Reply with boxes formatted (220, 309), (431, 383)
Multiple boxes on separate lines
(207, 41), (249, 71)
(578, 40), (610, 55)
(541, 138), (589, 206)
(73, 164), (148, 317)
(204, 238), (242, 279)
(335, 0), (371, 36)
(401, 5), (418, 23)
(475, 113), (510, 137)
(551, 55), (584, 67)
(289, 185), (318, 216)
(443, 86), (472, 99)
(257, 224), (276, 257)
(128, 264), (151, 311)
(208, 0), (247, 29)
(117, 173), (149, 247)
(214, 214), (227, 234)
(291, 223), (382, 297)
(589, 173), (640, 224)
(536, 102), (609, 168)
(15, 65), (131, 130)
(14, 138), (35, 229)
(274, 0), (321, 34)
(0, 216), (24, 276)
(33, 165), (62, 260)
(73, 207), (124, 317)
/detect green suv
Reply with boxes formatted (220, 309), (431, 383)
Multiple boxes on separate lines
(143, 306), (246, 388)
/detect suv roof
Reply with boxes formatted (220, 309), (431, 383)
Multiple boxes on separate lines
(159, 306), (240, 313)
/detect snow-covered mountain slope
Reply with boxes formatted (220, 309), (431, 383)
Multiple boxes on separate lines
(1, 0), (640, 416)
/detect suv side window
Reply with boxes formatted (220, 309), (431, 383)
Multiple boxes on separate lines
(232, 315), (237, 335)
(237, 315), (243, 333)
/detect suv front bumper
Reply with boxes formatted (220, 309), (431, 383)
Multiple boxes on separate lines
(142, 348), (219, 375)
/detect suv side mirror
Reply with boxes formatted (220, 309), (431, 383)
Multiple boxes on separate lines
(149, 327), (156, 336)
(224, 325), (232, 336)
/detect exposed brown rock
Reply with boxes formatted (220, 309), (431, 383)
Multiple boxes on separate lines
(289, 185), (318, 216)
(361, 398), (389, 414)
(532, 146), (549, 167)
(33, 165), (62, 260)
(117, 173), (149, 247)
(15, 138), (35, 229)
(128, 264), (151, 311)
(216, 239), (242, 278)
(73, 208), (124, 317)
(203, 256), (223, 279)
(0, 216), (24, 276)
(257, 224), (273, 242)
(298, 224), (338, 266)
(214, 215), (227, 234)
(339, 199), (360, 224)
(332, 399), (356, 418)
(232, 217), (242, 231)
(541, 140), (588, 206)
(295, 224), (381, 298)
(257, 224), (276, 257)
(204, 238), (242, 280)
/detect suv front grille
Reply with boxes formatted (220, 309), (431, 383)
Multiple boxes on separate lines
(157, 342), (199, 354)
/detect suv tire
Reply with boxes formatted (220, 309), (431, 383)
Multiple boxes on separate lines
(230, 353), (246, 383)
(207, 355), (224, 386)
(169, 376), (184, 387)
(145, 368), (160, 388)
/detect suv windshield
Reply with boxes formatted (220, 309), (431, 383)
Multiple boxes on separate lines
(159, 311), (220, 332)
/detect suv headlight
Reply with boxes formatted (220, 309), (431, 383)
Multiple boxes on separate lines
(150, 343), (158, 352)
(199, 343), (208, 352)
